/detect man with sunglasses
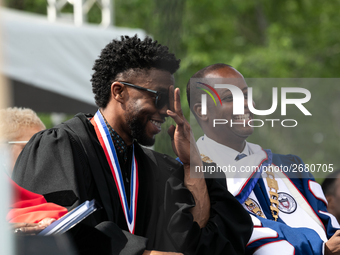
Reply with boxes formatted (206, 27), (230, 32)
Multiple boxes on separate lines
(13, 36), (252, 255)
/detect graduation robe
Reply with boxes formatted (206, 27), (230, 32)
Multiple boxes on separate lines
(196, 135), (340, 255)
(13, 113), (252, 255)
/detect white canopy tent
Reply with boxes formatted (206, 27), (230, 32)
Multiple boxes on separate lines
(0, 8), (147, 113)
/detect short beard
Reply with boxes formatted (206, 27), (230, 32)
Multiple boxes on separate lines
(125, 108), (155, 147)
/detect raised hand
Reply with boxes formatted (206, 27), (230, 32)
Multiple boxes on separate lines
(167, 87), (201, 167)
(167, 87), (210, 228)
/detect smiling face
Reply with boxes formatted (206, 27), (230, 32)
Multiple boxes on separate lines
(199, 66), (254, 151)
(121, 68), (174, 146)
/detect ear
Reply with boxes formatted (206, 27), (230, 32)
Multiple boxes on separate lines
(326, 194), (334, 209)
(193, 103), (208, 122)
(111, 82), (125, 104)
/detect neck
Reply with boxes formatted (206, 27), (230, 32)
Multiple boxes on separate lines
(100, 107), (133, 146)
(223, 140), (246, 153)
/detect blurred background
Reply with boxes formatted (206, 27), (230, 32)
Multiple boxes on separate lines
(1, 0), (340, 181)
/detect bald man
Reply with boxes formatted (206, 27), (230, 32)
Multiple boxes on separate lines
(187, 63), (340, 255)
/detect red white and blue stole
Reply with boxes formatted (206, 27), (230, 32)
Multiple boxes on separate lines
(91, 110), (139, 234)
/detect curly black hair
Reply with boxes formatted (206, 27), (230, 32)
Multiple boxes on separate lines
(91, 35), (180, 108)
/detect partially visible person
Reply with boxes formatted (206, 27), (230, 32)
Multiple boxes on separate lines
(6, 176), (73, 254)
(7, 176), (68, 224)
(7, 176), (67, 235)
(322, 170), (340, 224)
(0, 107), (45, 172)
(0, 107), (66, 234)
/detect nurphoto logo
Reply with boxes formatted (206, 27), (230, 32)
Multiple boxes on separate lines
(198, 82), (312, 128)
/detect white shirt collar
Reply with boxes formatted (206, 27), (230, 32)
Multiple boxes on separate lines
(197, 134), (266, 196)
(202, 134), (250, 162)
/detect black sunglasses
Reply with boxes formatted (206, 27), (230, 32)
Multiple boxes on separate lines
(119, 82), (168, 109)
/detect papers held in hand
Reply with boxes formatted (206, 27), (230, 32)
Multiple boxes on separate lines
(38, 199), (100, 236)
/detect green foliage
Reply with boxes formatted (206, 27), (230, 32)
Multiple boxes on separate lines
(37, 113), (54, 129)
(5, 0), (340, 177)
(37, 113), (73, 129)
(4, 0), (47, 14)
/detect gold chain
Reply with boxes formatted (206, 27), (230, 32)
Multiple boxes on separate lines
(245, 198), (265, 218)
(265, 166), (279, 221)
(200, 154), (213, 163)
(200, 154), (279, 221)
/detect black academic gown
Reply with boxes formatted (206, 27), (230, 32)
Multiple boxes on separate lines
(13, 113), (252, 255)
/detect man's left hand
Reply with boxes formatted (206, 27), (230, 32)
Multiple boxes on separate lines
(167, 87), (210, 228)
(167, 87), (201, 167)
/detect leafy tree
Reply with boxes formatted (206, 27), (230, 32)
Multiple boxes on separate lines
(4, 0), (340, 178)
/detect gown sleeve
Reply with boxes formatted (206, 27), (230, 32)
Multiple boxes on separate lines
(246, 154), (340, 255)
(247, 214), (325, 255)
(165, 163), (253, 255)
(288, 155), (340, 239)
(12, 126), (148, 255)
(12, 128), (81, 208)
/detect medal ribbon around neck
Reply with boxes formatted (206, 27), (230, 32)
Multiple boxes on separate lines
(91, 110), (139, 234)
